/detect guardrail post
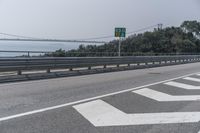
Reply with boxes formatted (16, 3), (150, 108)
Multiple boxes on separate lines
(69, 68), (73, 71)
(103, 65), (107, 69)
(17, 70), (22, 75)
(46, 68), (50, 73)
(117, 64), (120, 67)
(88, 66), (91, 70)
(128, 64), (130, 67)
(28, 51), (30, 57)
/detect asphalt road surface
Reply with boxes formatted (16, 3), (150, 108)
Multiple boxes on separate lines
(1, 62), (200, 133)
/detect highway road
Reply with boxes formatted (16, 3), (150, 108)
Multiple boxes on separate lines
(1, 62), (200, 132)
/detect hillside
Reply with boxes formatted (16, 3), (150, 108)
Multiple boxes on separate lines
(49, 21), (200, 57)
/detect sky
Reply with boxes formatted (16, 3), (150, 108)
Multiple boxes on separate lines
(0, 0), (199, 53)
(0, 0), (199, 40)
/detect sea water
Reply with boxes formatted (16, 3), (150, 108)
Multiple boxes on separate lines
(0, 41), (81, 57)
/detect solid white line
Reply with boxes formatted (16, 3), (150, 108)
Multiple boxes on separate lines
(133, 88), (200, 101)
(164, 81), (200, 90)
(73, 100), (200, 127)
(0, 72), (199, 122)
(183, 77), (200, 82)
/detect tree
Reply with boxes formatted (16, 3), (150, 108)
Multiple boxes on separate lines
(49, 20), (200, 57)
(52, 49), (66, 57)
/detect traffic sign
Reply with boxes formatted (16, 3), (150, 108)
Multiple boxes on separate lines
(115, 28), (126, 37)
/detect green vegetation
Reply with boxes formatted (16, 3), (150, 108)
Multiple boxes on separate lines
(48, 20), (200, 57)
(181, 20), (200, 35)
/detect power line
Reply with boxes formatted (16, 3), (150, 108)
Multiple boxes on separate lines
(127, 24), (159, 35)
(78, 24), (159, 41)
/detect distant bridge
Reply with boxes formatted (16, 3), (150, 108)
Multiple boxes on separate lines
(0, 24), (162, 44)
(0, 38), (107, 44)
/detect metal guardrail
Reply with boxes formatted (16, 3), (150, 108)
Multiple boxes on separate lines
(0, 55), (200, 75)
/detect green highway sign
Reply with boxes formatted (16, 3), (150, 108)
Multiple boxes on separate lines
(115, 27), (126, 37)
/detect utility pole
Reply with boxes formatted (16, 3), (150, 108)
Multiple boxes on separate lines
(158, 23), (163, 30)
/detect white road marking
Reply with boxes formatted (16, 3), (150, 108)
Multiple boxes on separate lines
(164, 81), (200, 90)
(73, 100), (200, 127)
(183, 77), (200, 82)
(0, 72), (199, 122)
(133, 88), (200, 101)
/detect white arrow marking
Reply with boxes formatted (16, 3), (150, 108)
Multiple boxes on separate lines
(73, 100), (200, 127)
(183, 77), (200, 83)
(164, 81), (200, 90)
(133, 88), (200, 101)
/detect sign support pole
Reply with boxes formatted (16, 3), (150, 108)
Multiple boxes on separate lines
(118, 37), (121, 57)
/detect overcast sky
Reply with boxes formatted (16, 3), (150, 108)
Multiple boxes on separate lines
(0, 0), (199, 41)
